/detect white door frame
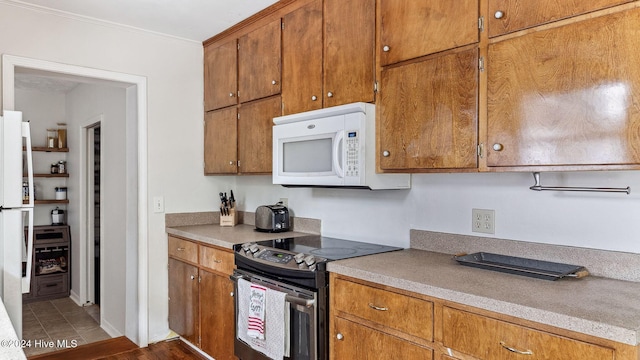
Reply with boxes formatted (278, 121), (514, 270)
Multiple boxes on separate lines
(80, 117), (102, 308)
(2, 54), (149, 347)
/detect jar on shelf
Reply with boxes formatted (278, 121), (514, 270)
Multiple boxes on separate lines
(22, 182), (29, 201)
(58, 160), (66, 174)
(46, 129), (58, 148)
(51, 163), (58, 174)
(55, 187), (67, 200)
(57, 123), (67, 149)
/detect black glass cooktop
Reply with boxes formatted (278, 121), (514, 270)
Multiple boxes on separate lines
(250, 235), (403, 261)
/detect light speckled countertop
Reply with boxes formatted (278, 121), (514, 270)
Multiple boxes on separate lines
(327, 249), (640, 346)
(166, 224), (313, 249)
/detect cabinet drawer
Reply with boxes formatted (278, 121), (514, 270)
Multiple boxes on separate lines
(168, 236), (198, 264)
(332, 278), (433, 341)
(35, 274), (68, 297)
(442, 307), (614, 360)
(199, 245), (234, 275)
(488, 0), (632, 37)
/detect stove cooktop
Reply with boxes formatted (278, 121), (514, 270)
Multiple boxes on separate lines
(248, 235), (403, 261)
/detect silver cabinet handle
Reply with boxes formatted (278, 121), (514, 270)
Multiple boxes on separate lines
(500, 341), (533, 355)
(311, 95), (317, 101)
(336, 333), (344, 340)
(327, 92), (334, 98)
(383, 45), (390, 52)
(368, 303), (388, 311)
(190, 275), (195, 280)
(229, 92), (234, 97)
(493, 143), (504, 151)
(272, 80), (277, 85)
(230, 292), (234, 297)
(176, 247), (185, 251)
(213, 259), (222, 263)
(382, 150), (390, 157)
(495, 10), (504, 19)
(229, 161), (234, 165)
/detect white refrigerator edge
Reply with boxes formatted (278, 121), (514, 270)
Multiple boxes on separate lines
(0, 109), (34, 337)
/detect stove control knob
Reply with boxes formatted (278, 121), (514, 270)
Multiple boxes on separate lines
(304, 255), (316, 266)
(294, 253), (306, 264)
(241, 243), (253, 253)
(308, 264), (317, 271)
(249, 244), (260, 254)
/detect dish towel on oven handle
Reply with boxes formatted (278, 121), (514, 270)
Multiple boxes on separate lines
(238, 278), (290, 359)
(248, 283), (266, 339)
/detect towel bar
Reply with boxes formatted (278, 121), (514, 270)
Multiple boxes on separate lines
(529, 172), (630, 195)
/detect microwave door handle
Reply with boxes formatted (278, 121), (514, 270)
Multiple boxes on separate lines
(333, 131), (345, 178)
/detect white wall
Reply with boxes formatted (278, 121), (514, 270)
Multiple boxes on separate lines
(65, 83), (128, 336)
(236, 170), (640, 253)
(0, 2), (236, 343)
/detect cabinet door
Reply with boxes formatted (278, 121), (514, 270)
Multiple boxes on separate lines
(331, 317), (433, 360)
(442, 307), (614, 360)
(204, 39), (238, 111)
(239, 19), (282, 103)
(487, 9), (640, 168)
(168, 258), (199, 346)
(488, 0), (632, 37)
(379, 49), (478, 171)
(237, 96), (281, 174)
(282, 0), (323, 115)
(204, 107), (238, 174)
(324, 0), (375, 107)
(200, 271), (236, 360)
(379, 0), (478, 66)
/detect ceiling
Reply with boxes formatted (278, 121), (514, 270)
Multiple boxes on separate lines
(8, 0), (280, 93)
(7, 0), (280, 42)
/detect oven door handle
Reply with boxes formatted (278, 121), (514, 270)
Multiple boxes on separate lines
(285, 295), (315, 308)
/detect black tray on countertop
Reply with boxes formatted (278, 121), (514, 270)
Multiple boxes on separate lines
(453, 252), (588, 281)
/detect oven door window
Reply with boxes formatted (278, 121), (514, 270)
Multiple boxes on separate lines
(289, 301), (315, 360)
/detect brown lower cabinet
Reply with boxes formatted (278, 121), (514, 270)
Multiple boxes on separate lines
(330, 273), (639, 360)
(168, 235), (236, 360)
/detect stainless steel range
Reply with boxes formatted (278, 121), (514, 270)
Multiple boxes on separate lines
(231, 235), (402, 360)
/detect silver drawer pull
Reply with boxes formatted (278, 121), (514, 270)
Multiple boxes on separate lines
(213, 259), (222, 263)
(176, 247), (185, 251)
(500, 341), (533, 355)
(368, 303), (388, 311)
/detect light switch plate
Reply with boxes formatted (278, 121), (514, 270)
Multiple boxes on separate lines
(153, 196), (164, 213)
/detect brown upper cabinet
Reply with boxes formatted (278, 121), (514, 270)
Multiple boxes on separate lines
(204, 39), (238, 112)
(237, 96), (282, 174)
(323, 0), (376, 108)
(379, 0), (479, 66)
(282, 0), (376, 114)
(378, 48), (479, 172)
(204, 106), (238, 174)
(486, 7), (640, 169)
(281, 0), (324, 115)
(238, 19), (282, 103)
(487, 0), (633, 37)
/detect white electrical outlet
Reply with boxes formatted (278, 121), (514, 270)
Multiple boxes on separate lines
(279, 198), (288, 207)
(153, 196), (164, 213)
(472, 209), (494, 234)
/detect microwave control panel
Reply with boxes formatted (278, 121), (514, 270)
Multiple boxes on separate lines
(346, 130), (360, 177)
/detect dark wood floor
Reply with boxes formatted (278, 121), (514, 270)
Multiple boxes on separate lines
(28, 336), (207, 360)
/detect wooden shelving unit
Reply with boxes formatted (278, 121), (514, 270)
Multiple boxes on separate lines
(26, 146), (69, 153)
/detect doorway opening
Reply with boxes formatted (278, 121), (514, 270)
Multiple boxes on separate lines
(2, 54), (149, 346)
(86, 123), (101, 306)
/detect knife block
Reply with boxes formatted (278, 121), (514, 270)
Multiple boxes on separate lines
(220, 208), (238, 227)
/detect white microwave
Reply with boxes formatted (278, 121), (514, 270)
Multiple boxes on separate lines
(272, 102), (410, 190)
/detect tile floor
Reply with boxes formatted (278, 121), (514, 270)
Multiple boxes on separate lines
(22, 298), (111, 357)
